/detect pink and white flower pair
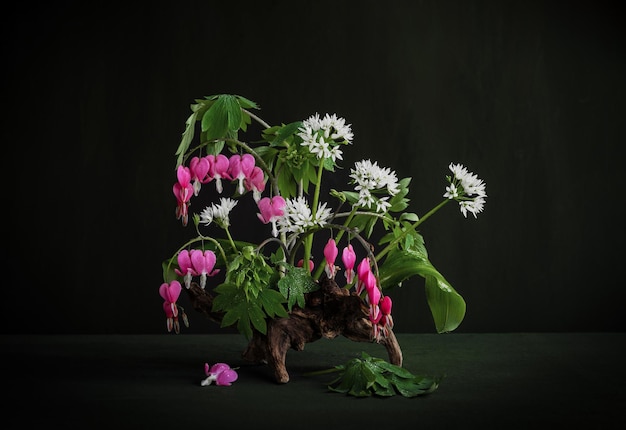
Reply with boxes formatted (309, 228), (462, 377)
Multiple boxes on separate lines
(201, 362), (239, 386)
(257, 196), (286, 237)
(174, 249), (220, 289)
(323, 238), (357, 284)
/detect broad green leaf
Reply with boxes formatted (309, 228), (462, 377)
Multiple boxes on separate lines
(377, 249), (466, 333)
(425, 275), (466, 333)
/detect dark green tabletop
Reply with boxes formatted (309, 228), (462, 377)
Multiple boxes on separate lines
(4, 333), (625, 429)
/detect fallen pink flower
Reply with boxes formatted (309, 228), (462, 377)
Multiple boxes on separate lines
(201, 362), (239, 386)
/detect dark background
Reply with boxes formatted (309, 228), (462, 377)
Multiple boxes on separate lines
(3, 0), (624, 335)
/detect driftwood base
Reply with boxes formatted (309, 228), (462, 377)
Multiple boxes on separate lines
(185, 276), (403, 383)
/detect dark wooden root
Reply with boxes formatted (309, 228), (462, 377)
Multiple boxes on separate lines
(184, 276), (403, 384)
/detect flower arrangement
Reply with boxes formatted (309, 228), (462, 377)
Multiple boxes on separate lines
(159, 94), (487, 387)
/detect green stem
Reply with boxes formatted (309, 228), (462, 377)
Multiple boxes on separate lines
(243, 108), (271, 129)
(224, 227), (238, 253)
(375, 199), (450, 261)
(303, 162), (325, 272)
(302, 367), (341, 377)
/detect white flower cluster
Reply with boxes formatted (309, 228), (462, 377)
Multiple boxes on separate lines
(199, 197), (238, 228)
(349, 159), (401, 213)
(443, 163), (487, 218)
(277, 196), (333, 236)
(298, 113), (353, 162)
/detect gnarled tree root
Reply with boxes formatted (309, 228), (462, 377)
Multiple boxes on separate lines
(185, 276), (403, 384)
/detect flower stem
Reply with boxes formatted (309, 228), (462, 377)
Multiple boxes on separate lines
(375, 199), (450, 261)
(303, 162), (325, 271)
(224, 227), (238, 253)
(302, 367), (341, 377)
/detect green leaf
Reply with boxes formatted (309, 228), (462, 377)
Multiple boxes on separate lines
(174, 108), (199, 167)
(425, 275), (466, 333)
(277, 266), (319, 311)
(323, 352), (441, 398)
(247, 301), (267, 334)
(223, 95), (242, 131)
(271, 121), (302, 146)
(258, 289), (289, 319)
(201, 96), (229, 139)
(378, 249), (466, 333)
(277, 166), (297, 199)
(234, 94), (259, 109)
(390, 374), (441, 397)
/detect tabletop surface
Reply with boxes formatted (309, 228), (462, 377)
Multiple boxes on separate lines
(4, 332), (625, 429)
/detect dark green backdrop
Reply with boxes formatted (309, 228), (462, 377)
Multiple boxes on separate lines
(3, 0), (624, 334)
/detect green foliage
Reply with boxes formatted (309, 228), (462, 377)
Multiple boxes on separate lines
(211, 246), (288, 339)
(213, 283), (288, 339)
(324, 352), (441, 398)
(174, 94), (259, 167)
(259, 121), (320, 199)
(277, 265), (320, 311)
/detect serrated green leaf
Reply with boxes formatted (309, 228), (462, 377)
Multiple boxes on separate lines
(247, 302), (267, 334)
(277, 266), (319, 311)
(370, 359), (416, 379)
(174, 109), (199, 167)
(235, 94), (259, 109)
(323, 353), (441, 398)
(328, 359), (375, 397)
(391, 374), (440, 397)
(271, 121), (301, 146)
(258, 289), (289, 318)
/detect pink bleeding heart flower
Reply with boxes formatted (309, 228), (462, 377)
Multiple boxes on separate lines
(159, 280), (182, 333)
(341, 244), (357, 284)
(324, 238), (339, 279)
(189, 156), (212, 196)
(367, 280), (381, 323)
(190, 249), (220, 289)
(379, 295), (394, 330)
(297, 259), (314, 272)
(355, 257), (371, 295)
(174, 249), (197, 288)
(211, 154), (231, 194)
(173, 165), (193, 226)
(257, 196), (286, 237)
(228, 153), (256, 195)
(201, 362), (239, 387)
(372, 295), (394, 341)
(244, 166), (266, 202)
